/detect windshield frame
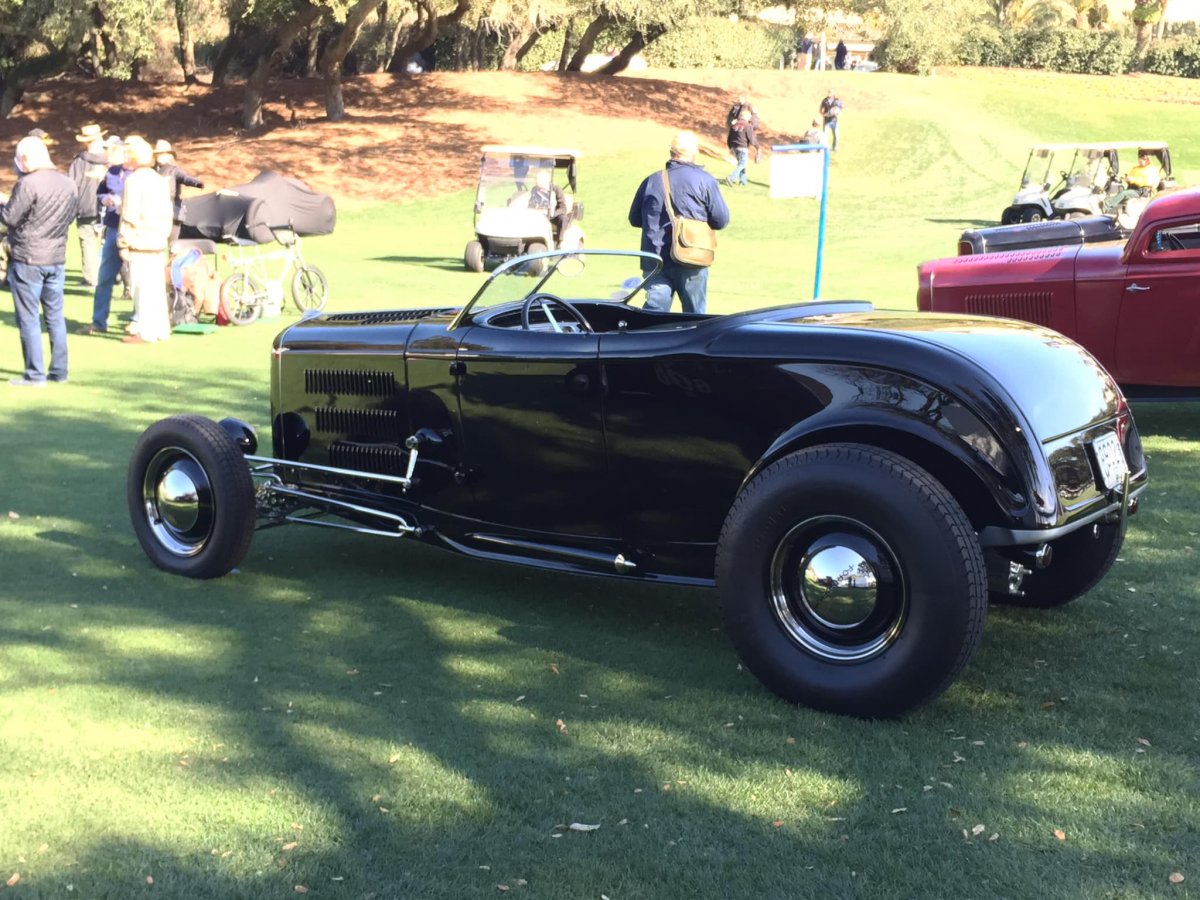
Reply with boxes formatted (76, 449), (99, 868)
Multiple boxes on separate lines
(449, 249), (663, 330)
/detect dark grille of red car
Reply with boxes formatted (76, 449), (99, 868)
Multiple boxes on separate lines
(963, 291), (1053, 326)
(304, 369), (397, 397)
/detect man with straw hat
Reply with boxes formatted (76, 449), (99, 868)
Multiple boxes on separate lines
(68, 123), (108, 287)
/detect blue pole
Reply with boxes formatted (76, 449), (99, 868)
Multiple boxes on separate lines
(814, 146), (829, 300)
(770, 144), (830, 301)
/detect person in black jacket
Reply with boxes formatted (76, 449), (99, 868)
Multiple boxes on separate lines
(724, 109), (760, 187)
(0, 137), (77, 387)
(68, 123), (109, 287)
(154, 140), (204, 243)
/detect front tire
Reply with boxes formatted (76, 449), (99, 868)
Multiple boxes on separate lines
(1020, 206), (1044, 223)
(1001, 521), (1125, 608)
(290, 265), (328, 313)
(716, 444), (987, 718)
(464, 240), (484, 273)
(128, 415), (256, 579)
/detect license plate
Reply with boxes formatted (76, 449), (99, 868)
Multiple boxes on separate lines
(1092, 431), (1129, 490)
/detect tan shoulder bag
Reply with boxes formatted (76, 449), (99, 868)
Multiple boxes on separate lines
(661, 170), (716, 268)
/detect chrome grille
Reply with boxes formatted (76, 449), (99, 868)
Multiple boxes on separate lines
(315, 407), (401, 440)
(304, 369), (396, 396)
(329, 441), (407, 475)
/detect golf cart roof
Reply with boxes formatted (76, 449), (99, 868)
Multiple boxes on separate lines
(1028, 141), (1169, 153)
(480, 146), (582, 162)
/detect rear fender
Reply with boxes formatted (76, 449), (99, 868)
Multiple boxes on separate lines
(742, 403), (1044, 533)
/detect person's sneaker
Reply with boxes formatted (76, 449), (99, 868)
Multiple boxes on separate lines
(9, 377), (47, 388)
(122, 334), (149, 344)
(76, 325), (105, 335)
(48, 374), (68, 384)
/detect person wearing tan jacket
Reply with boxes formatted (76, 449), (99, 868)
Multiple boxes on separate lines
(118, 136), (173, 344)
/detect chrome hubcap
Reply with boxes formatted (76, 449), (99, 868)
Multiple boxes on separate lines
(770, 516), (906, 662)
(143, 448), (214, 557)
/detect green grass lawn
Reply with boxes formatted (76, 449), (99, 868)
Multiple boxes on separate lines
(1, 67), (1198, 898)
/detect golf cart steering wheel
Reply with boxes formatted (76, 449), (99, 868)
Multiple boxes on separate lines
(520, 293), (593, 334)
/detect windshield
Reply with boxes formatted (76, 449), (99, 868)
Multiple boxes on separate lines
(451, 249), (662, 329)
(476, 152), (568, 211)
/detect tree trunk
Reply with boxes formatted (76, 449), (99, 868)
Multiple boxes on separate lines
(594, 25), (665, 75)
(175, 0), (199, 84)
(501, 18), (538, 69)
(303, 24), (320, 76)
(389, 0), (469, 72)
(213, 22), (248, 85)
(556, 19), (574, 72)
(319, 0), (387, 119)
(243, 4), (325, 129)
(1, 81), (25, 119)
(566, 15), (612, 71)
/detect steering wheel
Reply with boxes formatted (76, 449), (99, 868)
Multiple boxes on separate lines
(520, 293), (593, 333)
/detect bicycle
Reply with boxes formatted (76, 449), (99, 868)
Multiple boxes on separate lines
(219, 224), (329, 326)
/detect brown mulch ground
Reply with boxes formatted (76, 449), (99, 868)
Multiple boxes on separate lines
(4, 66), (1197, 202)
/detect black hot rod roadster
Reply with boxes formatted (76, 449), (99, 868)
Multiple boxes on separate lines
(128, 249), (1147, 717)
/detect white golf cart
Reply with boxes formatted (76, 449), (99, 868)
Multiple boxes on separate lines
(464, 146), (584, 275)
(1000, 141), (1174, 226)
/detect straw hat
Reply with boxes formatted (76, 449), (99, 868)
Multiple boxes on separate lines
(153, 139), (174, 156)
(75, 123), (107, 142)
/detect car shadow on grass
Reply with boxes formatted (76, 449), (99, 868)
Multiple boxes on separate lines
(370, 254), (469, 272)
(1, 384), (1196, 898)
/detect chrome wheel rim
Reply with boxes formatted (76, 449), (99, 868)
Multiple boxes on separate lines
(769, 515), (907, 662)
(142, 447), (214, 557)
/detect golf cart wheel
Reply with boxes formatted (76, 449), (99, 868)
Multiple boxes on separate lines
(127, 415), (256, 579)
(465, 240), (485, 273)
(219, 273), (265, 326)
(1000, 207), (1017, 225)
(290, 265), (328, 313)
(526, 241), (548, 277)
(716, 444), (987, 718)
(1020, 207), (1044, 223)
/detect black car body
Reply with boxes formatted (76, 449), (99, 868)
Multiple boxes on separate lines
(129, 250), (1147, 717)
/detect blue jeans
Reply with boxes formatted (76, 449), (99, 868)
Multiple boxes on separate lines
(643, 262), (710, 314)
(727, 148), (749, 185)
(91, 226), (122, 331)
(9, 261), (67, 382)
(824, 117), (839, 151)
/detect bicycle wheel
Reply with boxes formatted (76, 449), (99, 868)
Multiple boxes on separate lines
(291, 265), (328, 313)
(219, 273), (265, 326)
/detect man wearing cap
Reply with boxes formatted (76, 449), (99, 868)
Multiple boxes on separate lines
(628, 130), (730, 314)
(79, 136), (130, 334)
(153, 140), (203, 242)
(0, 136), (77, 387)
(68, 123), (108, 287)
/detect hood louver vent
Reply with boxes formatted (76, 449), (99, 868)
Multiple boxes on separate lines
(323, 308), (452, 325)
(315, 408), (401, 441)
(305, 369), (396, 397)
(964, 291), (1053, 326)
(329, 441), (407, 475)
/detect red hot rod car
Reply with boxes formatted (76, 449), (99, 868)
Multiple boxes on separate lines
(919, 188), (1200, 397)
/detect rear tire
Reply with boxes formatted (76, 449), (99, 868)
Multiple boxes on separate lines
(526, 241), (548, 276)
(716, 444), (987, 718)
(127, 415), (256, 579)
(219, 273), (265, 326)
(999, 521), (1125, 608)
(464, 240), (484, 273)
(1000, 207), (1017, 225)
(290, 265), (328, 313)
(1020, 207), (1044, 223)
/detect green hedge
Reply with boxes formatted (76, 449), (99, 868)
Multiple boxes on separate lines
(956, 26), (1133, 76)
(642, 18), (793, 69)
(1142, 36), (1200, 77)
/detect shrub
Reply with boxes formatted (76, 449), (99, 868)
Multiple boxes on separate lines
(957, 27), (1132, 76)
(643, 18), (793, 69)
(957, 25), (1014, 68)
(1142, 35), (1200, 77)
